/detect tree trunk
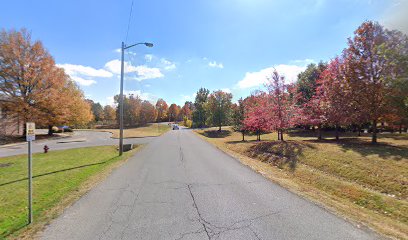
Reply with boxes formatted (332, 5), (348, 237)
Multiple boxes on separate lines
(22, 122), (27, 137)
(372, 120), (377, 144)
(218, 125), (221, 132)
(218, 111), (222, 132)
(277, 130), (280, 140)
(317, 124), (322, 140)
(17, 115), (21, 135)
(358, 125), (361, 136)
(399, 124), (402, 134)
(242, 131), (245, 141)
(335, 125), (339, 141)
(280, 131), (284, 141)
(48, 125), (53, 136)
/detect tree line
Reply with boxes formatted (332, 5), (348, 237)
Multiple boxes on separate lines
(1, 21), (406, 141)
(190, 21), (408, 144)
(88, 95), (194, 128)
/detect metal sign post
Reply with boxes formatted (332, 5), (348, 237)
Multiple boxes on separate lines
(26, 122), (35, 224)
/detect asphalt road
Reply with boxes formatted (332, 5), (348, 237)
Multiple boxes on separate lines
(0, 130), (154, 157)
(40, 129), (381, 240)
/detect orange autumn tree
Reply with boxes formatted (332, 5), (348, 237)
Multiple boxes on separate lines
(63, 80), (93, 127)
(168, 103), (180, 122)
(103, 105), (116, 124)
(155, 98), (168, 122)
(345, 21), (408, 143)
(180, 102), (192, 120)
(0, 29), (92, 134)
(140, 100), (157, 125)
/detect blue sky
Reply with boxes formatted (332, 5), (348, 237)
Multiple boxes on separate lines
(1, 0), (407, 106)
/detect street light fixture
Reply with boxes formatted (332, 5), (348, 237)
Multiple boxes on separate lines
(119, 41), (154, 156)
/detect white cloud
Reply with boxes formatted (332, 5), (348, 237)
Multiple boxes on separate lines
(70, 76), (97, 86)
(208, 61), (224, 69)
(106, 96), (115, 106)
(105, 59), (134, 74)
(124, 90), (157, 101)
(106, 90), (157, 106)
(220, 88), (231, 93)
(274, 64), (307, 83)
(57, 63), (113, 78)
(57, 63), (113, 86)
(104, 59), (164, 81)
(132, 66), (164, 81)
(237, 64), (306, 89)
(290, 58), (316, 65)
(381, 0), (408, 33)
(161, 58), (176, 70)
(180, 93), (197, 103)
(127, 51), (137, 56)
(145, 54), (154, 62)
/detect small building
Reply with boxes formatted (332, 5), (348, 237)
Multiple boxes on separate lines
(0, 98), (24, 137)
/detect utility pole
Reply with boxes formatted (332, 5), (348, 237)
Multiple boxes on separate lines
(119, 42), (153, 156)
(119, 42), (125, 155)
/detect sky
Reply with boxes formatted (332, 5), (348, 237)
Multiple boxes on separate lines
(1, 0), (407, 106)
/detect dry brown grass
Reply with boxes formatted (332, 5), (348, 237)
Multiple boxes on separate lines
(195, 127), (408, 240)
(83, 123), (170, 138)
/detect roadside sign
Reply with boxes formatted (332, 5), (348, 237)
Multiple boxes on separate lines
(26, 122), (35, 224)
(26, 122), (35, 141)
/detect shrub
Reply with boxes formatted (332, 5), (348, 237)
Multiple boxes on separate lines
(182, 117), (193, 128)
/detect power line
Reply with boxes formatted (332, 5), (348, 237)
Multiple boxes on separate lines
(125, 0), (134, 44)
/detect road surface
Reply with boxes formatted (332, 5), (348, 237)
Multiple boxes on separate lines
(0, 130), (154, 157)
(40, 129), (381, 240)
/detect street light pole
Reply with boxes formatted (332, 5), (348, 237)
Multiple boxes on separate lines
(119, 42), (154, 156)
(119, 42), (125, 155)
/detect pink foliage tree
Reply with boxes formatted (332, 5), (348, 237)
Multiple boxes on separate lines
(243, 91), (269, 141)
(298, 95), (327, 140)
(314, 57), (352, 140)
(265, 70), (296, 141)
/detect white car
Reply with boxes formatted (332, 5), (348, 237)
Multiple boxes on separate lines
(172, 124), (179, 130)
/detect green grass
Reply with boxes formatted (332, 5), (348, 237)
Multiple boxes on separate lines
(0, 146), (139, 239)
(195, 127), (408, 239)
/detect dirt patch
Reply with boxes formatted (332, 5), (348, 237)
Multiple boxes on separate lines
(0, 163), (13, 168)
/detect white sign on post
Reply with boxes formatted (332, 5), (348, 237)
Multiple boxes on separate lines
(26, 122), (35, 224)
(26, 122), (35, 141)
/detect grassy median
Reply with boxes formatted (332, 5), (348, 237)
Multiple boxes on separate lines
(195, 127), (408, 240)
(0, 145), (141, 239)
